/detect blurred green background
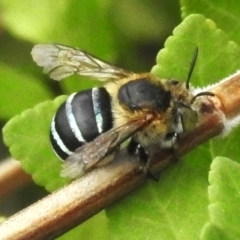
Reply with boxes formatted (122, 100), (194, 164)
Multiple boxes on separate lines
(0, 0), (181, 215)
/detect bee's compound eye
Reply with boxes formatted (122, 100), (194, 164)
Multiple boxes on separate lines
(168, 80), (180, 85)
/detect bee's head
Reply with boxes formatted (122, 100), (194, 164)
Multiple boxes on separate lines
(170, 48), (214, 132)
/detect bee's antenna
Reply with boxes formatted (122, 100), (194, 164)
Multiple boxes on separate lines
(191, 91), (215, 104)
(186, 47), (199, 90)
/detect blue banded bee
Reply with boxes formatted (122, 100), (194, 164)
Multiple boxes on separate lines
(31, 44), (213, 179)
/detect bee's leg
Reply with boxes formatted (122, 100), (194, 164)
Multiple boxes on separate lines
(136, 144), (149, 167)
(161, 132), (178, 150)
(127, 138), (148, 166)
(127, 139), (159, 181)
(138, 145), (160, 181)
(143, 133), (179, 181)
(161, 132), (179, 162)
(127, 138), (139, 155)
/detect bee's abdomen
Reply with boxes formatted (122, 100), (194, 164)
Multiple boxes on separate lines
(50, 87), (113, 160)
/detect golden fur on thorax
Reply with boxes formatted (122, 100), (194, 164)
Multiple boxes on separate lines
(104, 73), (189, 146)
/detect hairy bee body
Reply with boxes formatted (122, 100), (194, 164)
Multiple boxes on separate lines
(51, 72), (195, 161)
(31, 44), (212, 178)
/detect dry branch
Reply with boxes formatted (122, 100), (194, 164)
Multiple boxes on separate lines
(0, 159), (32, 199)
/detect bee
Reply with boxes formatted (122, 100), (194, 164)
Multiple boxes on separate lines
(31, 44), (214, 179)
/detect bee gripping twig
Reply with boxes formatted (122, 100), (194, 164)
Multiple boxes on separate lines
(1, 72), (240, 239)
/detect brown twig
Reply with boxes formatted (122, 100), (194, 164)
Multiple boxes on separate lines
(0, 159), (32, 199)
(1, 72), (240, 240)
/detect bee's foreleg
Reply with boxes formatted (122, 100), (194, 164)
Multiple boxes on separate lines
(161, 132), (179, 163)
(161, 132), (178, 150)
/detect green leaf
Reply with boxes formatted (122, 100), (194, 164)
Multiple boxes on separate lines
(58, 211), (110, 240)
(107, 14), (240, 240)
(201, 157), (240, 240)
(3, 96), (70, 192)
(181, 0), (240, 45)
(210, 125), (240, 165)
(208, 157), (240, 235)
(152, 14), (240, 87)
(0, 63), (53, 119)
(200, 222), (235, 240)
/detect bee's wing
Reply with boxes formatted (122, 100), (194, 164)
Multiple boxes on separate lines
(60, 119), (147, 179)
(31, 44), (131, 81)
